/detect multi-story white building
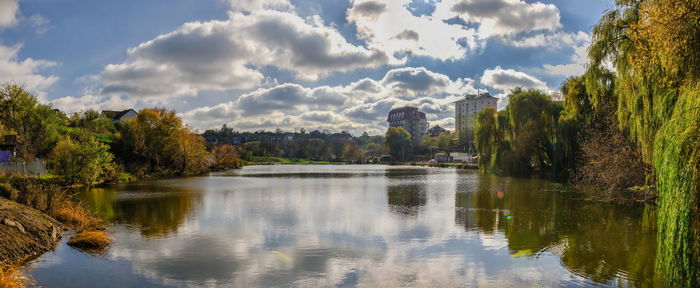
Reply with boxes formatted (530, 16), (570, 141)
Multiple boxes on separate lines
(454, 92), (498, 150)
(387, 106), (428, 143)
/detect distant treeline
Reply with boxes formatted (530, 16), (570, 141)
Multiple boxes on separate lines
(202, 126), (385, 162)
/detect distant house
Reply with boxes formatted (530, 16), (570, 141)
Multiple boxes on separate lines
(427, 125), (450, 137)
(0, 135), (17, 163)
(100, 109), (138, 123)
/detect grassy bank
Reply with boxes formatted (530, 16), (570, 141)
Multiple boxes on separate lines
(244, 156), (335, 165)
(412, 162), (479, 169)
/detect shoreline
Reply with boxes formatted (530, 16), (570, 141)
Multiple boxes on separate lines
(0, 197), (62, 265)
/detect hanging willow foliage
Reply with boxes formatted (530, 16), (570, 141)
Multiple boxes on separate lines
(653, 85), (700, 287)
(474, 89), (567, 177)
(585, 0), (700, 285)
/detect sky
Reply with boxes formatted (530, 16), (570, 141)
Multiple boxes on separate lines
(0, 0), (613, 135)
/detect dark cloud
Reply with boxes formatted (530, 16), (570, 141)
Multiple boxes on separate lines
(448, 0), (560, 35)
(348, 1), (387, 19)
(381, 67), (450, 92)
(238, 84), (310, 116)
(393, 29), (420, 41)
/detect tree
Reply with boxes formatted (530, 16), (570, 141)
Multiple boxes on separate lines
(385, 127), (412, 162)
(474, 89), (563, 176)
(305, 138), (325, 160)
(169, 128), (209, 175)
(210, 144), (242, 170)
(0, 83), (64, 159)
(585, 1), (700, 284)
(117, 108), (183, 171)
(49, 135), (115, 186)
(69, 109), (115, 135)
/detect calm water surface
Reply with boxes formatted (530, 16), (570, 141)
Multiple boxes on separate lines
(26, 165), (658, 287)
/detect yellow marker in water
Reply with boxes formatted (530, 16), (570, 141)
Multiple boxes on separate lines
(271, 250), (293, 263)
(513, 249), (532, 258)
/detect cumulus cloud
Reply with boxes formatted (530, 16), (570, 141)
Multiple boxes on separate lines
(180, 67), (476, 134)
(481, 66), (555, 108)
(393, 29), (419, 41)
(347, 1), (388, 20)
(238, 84), (311, 116)
(481, 66), (548, 92)
(99, 9), (392, 100)
(227, 0), (292, 12)
(348, 0), (480, 61)
(0, 0), (19, 28)
(0, 44), (59, 98)
(381, 66), (451, 95)
(435, 0), (561, 37)
(542, 32), (591, 76)
(50, 94), (137, 114)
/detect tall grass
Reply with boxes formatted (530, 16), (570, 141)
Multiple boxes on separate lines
(0, 264), (34, 288)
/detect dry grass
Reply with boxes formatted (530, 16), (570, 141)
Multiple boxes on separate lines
(0, 264), (34, 288)
(50, 200), (103, 232)
(67, 231), (111, 251)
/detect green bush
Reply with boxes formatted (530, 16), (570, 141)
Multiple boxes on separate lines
(49, 135), (115, 186)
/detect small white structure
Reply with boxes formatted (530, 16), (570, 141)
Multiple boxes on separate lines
(100, 109), (138, 123)
(451, 152), (472, 163)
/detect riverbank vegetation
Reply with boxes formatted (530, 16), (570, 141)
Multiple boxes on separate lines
(0, 264), (34, 288)
(473, 0), (699, 285)
(1, 84), (244, 186)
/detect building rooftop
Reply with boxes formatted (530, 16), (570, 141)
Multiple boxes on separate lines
(387, 106), (426, 122)
(454, 92), (498, 103)
(100, 109), (137, 120)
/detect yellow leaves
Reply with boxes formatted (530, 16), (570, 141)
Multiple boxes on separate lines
(630, 0), (700, 83)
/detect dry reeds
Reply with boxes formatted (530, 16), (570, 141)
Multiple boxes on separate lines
(0, 264), (34, 288)
(66, 231), (111, 250)
(50, 200), (111, 251)
(50, 200), (103, 232)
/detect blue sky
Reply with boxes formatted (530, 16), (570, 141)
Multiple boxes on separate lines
(0, 0), (613, 135)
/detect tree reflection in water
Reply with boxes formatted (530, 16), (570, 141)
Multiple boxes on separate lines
(455, 174), (659, 287)
(81, 182), (200, 237)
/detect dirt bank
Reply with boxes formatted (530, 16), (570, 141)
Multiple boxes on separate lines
(0, 197), (62, 264)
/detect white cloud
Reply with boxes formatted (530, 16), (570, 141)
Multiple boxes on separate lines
(481, 66), (555, 108)
(347, 0), (480, 61)
(434, 0), (561, 38)
(99, 9), (393, 100)
(227, 0), (292, 12)
(542, 32), (591, 76)
(179, 67), (476, 134)
(50, 94), (137, 114)
(481, 66), (548, 92)
(0, 44), (59, 99)
(0, 0), (19, 28)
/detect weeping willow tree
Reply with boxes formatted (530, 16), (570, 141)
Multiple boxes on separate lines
(587, 0), (700, 285)
(475, 89), (566, 177)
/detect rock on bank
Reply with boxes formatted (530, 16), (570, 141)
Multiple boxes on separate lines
(0, 197), (61, 264)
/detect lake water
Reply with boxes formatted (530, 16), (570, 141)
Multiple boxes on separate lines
(26, 165), (658, 287)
